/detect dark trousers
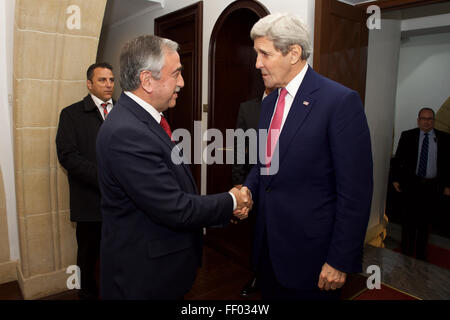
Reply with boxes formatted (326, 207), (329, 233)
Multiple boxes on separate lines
(258, 231), (341, 301)
(248, 208), (258, 273)
(76, 221), (102, 298)
(401, 178), (438, 260)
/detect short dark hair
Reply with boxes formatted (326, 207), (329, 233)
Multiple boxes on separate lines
(418, 107), (435, 118)
(86, 62), (113, 81)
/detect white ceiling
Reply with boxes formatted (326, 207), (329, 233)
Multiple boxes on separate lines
(102, 0), (164, 29)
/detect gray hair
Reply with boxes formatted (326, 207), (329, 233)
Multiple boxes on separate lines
(251, 13), (311, 60)
(119, 35), (179, 91)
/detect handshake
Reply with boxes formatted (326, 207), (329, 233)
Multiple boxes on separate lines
(229, 186), (253, 220)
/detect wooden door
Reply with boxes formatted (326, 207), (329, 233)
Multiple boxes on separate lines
(206, 0), (269, 268)
(155, 2), (203, 189)
(207, 1), (269, 196)
(314, 0), (369, 103)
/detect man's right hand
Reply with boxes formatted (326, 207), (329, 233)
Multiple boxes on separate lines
(229, 187), (253, 220)
(393, 181), (401, 192)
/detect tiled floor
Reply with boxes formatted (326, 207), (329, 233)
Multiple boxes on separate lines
(363, 245), (450, 299)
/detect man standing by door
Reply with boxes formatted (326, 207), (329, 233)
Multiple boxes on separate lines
(392, 107), (450, 260)
(243, 13), (373, 300)
(232, 87), (274, 298)
(56, 62), (115, 300)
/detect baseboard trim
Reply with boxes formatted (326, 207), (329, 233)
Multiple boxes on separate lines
(0, 260), (18, 284)
(16, 262), (73, 300)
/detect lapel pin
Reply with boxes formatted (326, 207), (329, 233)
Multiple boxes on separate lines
(303, 101), (310, 106)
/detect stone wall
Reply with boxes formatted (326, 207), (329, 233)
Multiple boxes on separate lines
(13, 0), (106, 299)
(435, 96), (450, 134)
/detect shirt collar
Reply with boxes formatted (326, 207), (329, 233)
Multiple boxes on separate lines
(282, 63), (309, 98)
(420, 129), (434, 137)
(124, 91), (163, 123)
(90, 93), (113, 108)
(262, 91), (268, 100)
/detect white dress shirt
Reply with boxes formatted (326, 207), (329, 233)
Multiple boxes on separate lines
(124, 91), (163, 123)
(416, 129), (437, 178)
(90, 94), (113, 120)
(269, 63), (309, 131)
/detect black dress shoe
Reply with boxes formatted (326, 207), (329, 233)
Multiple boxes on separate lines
(240, 276), (259, 297)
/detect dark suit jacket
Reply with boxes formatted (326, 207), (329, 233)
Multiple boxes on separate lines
(56, 95), (110, 222)
(245, 66), (373, 290)
(232, 98), (261, 185)
(392, 128), (450, 193)
(96, 93), (233, 299)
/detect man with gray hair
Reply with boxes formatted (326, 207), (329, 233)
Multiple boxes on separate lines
(242, 13), (373, 300)
(96, 35), (252, 299)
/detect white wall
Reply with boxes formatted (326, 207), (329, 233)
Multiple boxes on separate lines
(364, 14), (402, 228)
(0, 0), (19, 261)
(393, 31), (450, 151)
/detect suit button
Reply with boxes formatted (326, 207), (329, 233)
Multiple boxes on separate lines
(266, 187), (271, 193)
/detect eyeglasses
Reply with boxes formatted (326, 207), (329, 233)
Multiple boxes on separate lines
(419, 117), (434, 121)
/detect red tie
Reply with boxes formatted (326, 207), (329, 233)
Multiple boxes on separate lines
(266, 88), (288, 167)
(160, 115), (173, 140)
(101, 103), (108, 118)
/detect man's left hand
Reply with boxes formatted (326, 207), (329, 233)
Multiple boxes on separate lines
(318, 263), (347, 291)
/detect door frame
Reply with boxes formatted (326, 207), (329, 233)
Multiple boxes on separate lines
(207, 0), (269, 194)
(155, 1), (203, 189)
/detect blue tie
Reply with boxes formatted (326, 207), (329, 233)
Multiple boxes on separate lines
(418, 133), (429, 177)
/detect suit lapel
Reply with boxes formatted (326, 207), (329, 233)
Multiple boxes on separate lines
(263, 67), (319, 185)
(83, 95), (104, 123)
(411, 128), (420, 170)
(259, 91), (278, 133)
(83, 95), (116, 123)
(147, 121), (198, 192)
(119, 93), (198, 192)
(258, 92), (277, 184)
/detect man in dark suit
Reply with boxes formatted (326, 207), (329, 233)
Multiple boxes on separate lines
(242, 13), (373, 300)
(392, 107), (450, 260)
(56, 62), (115, 299)
(96, 35), (251, 300)
(232, 98), (263, 188)
(232, 88), (274, 297)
